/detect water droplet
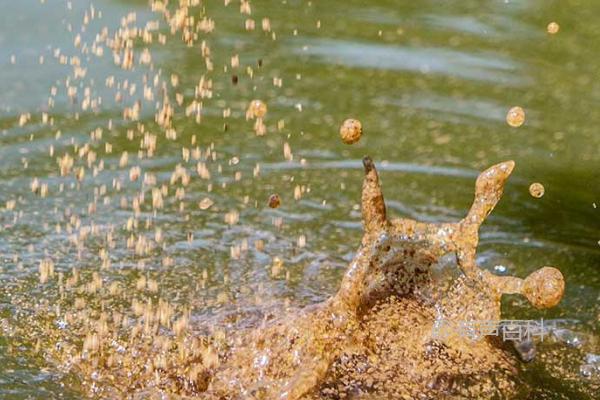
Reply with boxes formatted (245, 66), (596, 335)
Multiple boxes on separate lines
(585, 353), (600, 364)
(547, 22), (560, 34)
(493, 265), (507, 274)
(268, 194), (281, 208)
(580, 364), (596, 378)
(198, 197), (214, 210)
(553, 328), (585, 347)
(340, 118), (362, 144)
(506, 106), (525, 127)
(248, 99), (267, 118)
(529, 182), (545, 198)
(55, 319), (68, 330)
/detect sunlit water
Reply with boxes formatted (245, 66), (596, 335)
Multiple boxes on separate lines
(0, 0), (599, 398)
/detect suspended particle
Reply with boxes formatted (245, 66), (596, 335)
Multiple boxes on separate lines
(76, 167), (85, 181)
(254, 119), (266, 136)
(261, 18), (271, 32)
(506, 106), (525, 128)
(529, 182), (545, 198)
(119, 151), (128, 168)
(271, 257), (284, 277)
(232, 74), (239, 85)
(129, 166), (141, 182)
(248, 99), (267, 118)
(198, 198), (214, 210)
(283, 142), (292, 160)
(39, 258), (55, 284)
(224, 210), (239, 225)
(547, 22), (560, 34)
(268, 194), (281, 208)
(298, 234), (306, 248)
(340, 118), (362, 144)
(31, 178), (40, 193)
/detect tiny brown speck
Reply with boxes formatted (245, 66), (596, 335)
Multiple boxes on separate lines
(268, 194), (281, 208)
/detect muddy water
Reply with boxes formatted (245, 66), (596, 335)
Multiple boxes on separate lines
(0, 0), (599, 398)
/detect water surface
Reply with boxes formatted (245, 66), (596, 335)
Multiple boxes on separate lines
(0, 0), (599, 398)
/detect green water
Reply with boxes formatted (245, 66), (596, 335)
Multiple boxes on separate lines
(0, 0), (599, 398)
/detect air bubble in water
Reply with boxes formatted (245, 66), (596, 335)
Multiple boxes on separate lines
(553, 328), (584, 347)
(580, 364), (596, 378)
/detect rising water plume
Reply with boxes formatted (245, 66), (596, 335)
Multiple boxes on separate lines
(3, 156), (565, 399)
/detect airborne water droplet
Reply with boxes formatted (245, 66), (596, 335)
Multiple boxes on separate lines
(529, 182), (545, 198)
(248, 99), (267, 118)
(268, 194), (281, 208)
(339, 118), (362, 144)
(506, 106), (525, 127)
(547, 22), (560, 34)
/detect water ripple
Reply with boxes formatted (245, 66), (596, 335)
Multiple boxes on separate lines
(296, 38), (530, 86)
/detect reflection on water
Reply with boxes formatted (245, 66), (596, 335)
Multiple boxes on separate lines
(0, 0), (599, 398)
(374, 93), (509, 124)
(424, 14), (499, 36)
(263, 159), (478, 178)
(299, 38), (528, 85)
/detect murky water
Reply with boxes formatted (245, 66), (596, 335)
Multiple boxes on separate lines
(0, 0), (599, 398)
